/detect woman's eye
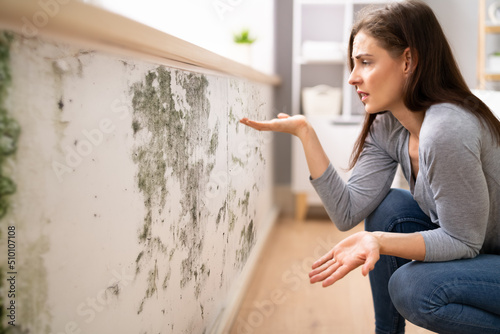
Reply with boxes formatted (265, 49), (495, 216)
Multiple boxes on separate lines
(362, 60), (371, 65)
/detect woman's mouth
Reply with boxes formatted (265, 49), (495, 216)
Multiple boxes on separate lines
(357, 90), (369, 101)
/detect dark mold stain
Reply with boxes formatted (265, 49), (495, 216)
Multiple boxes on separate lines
(215, 200), (227, 227)
(0, 31), (20, 219)
(0, 33), (20, 333)
(132, 119), (141, 134)
(162, 268), (171, 290)
(238, 190), (250, 216)
(228, 107), (239, 133)
(131, 66), (218, 313)
(135, 251), (144, 274)
(207, 124), (219, 156)
(138, 260), (159, 315)
(236, 220), (255, 265)
(58, 97), (64, 110)
(228, 209), (236, 232)
(231, 154), (244, 168)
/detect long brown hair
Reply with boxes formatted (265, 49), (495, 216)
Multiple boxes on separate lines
(348, 0), (500, 169)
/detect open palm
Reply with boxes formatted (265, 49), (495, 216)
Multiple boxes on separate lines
(309, 231), (380, 287)
(240, 113), (309, 138)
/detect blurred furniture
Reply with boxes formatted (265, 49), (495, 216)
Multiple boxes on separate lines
(291, 0), (393, 220)
(478, 0), (500, 89)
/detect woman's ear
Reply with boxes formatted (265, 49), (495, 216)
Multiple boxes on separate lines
(403, 47), (416, 74)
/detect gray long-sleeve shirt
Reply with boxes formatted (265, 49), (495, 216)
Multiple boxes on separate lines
(311, 103), (500, 261)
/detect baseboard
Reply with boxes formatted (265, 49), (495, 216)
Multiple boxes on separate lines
(208, 205), (280, 334)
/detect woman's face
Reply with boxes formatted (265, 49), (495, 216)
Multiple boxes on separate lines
(348, 31), (409, 114)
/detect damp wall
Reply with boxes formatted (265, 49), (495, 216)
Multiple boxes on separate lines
(0, 29), (276, 334)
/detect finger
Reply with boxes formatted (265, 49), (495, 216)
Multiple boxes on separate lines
(309, 261), (341, 284)
(361, 252), (379, 276)
(311, 250), (335, 270)
(321, 264), (353, 287)
(277, 113), (290, 119)
(309, 258), (336, 278)
(239, 118), (273, 131)
(239, 118), (253, 127)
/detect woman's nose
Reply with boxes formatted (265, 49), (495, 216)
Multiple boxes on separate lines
(348, 69), (361, 86)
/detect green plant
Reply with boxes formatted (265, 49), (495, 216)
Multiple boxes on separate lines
(233, 29), (256, 44)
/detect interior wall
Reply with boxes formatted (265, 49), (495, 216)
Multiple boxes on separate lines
(0, 31), (275, 333)
(423, 0), (478, 89)
(83, 0), (276, 75)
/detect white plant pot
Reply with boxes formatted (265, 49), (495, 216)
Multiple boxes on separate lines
(232, 44), (252, 66)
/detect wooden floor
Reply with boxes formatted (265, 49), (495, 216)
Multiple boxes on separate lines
(229, 213), (434, 334)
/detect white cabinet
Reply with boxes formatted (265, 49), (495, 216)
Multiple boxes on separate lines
(292, 117), (361, 220)
(291, 0), (392, 220)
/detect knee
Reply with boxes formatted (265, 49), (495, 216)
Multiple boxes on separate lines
(388, 262), (432, 329)
(388, 264), (415, 320)
(365, 188), (413, 232)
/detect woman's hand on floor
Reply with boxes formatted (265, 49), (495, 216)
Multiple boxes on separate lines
(240, 113), (310, 139)
(309, 231), (380, 287)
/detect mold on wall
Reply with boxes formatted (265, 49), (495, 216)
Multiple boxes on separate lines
(0, 31), (25, 334)
(0, 32), (20, 219)
(130, 67), (216, 316)
(1, 31), (274, 333)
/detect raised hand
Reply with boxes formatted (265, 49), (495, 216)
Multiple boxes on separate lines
(309, 231), (380, 287)
(240, 113), (310, 139)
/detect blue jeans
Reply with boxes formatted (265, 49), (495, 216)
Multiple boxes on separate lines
(365, 189), (500, 334)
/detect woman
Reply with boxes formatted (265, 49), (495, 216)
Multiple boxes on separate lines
(240, 1), (500, 333)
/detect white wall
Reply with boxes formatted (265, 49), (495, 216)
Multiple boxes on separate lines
(2, 30), (275, 333)
(423, 0), (478, 89)
(84, 0), (275, 75)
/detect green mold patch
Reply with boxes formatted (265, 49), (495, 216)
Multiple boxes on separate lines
(207, 124), (219, 156)
(238, 190), (250, 216)
(215, 200), (227, 228)
(228, 209), (236, 232)
(138, 260), (159, 314)
(135, 251), (144, 275)
(179, 241), (208, 299)
(0, 31), (20, 219)
(231, 154), (244, 168)
(130, 66), (217, 312)
(17, 235), (52, 333)
(235, 220), (255, 266)
(0, 31), (23, 334)
(228, 107), (239, 133)
(161, 268), (171, 290)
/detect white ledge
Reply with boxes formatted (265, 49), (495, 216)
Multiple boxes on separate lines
(0, 0), (281, 86)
